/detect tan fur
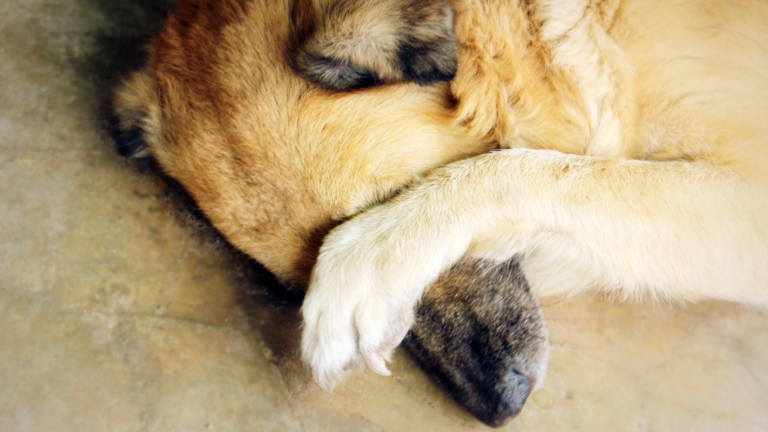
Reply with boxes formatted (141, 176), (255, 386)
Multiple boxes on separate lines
(300, 0), (768, 387)
(114, 0), (768, 391)
(113, 0), (492, 285)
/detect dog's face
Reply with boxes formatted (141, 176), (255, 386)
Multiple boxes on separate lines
(112, 0), (547, 426)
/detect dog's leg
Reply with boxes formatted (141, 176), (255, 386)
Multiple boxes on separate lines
(301, 148), (768, 386)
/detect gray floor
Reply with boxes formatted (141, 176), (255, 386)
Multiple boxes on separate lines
(2, 1), (767, 431)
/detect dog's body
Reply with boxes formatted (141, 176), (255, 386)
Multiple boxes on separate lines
(113, 0), (768, 423)
(298, 0), (768, 387)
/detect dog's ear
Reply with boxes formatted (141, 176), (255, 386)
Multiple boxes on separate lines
(110, 70), (159, 159)
(293, 0), (458, 90)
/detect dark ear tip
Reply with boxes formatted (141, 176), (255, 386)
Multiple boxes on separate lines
(115, 127), (149, 158)
(410, 65), (458, 85)
(293, 51), (380, 91)
(291, 0), (459, 90)
(398, 36), (459, 85)
(106, 112), (149, 158)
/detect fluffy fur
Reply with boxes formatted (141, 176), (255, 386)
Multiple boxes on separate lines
(111, 0), (546, 425)
(112, 0), (768, 421)
(300, 0), (768, 390)
(293, 0), (459, 88)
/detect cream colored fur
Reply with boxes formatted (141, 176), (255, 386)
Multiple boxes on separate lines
(301, 0), (768, 389)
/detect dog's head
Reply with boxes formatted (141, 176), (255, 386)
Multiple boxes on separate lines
(112, 0), (491, 287)
(111, 0), (547, 426)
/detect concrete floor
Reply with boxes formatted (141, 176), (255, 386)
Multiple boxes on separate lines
(1, 0), (767, 431)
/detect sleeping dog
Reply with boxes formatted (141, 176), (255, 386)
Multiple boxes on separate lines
(112, 0), (768, 425)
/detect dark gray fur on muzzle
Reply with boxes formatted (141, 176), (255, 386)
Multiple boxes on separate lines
(404, 258), (550, 427)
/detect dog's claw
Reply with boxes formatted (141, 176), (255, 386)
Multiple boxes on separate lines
(364, 352), (392, 376)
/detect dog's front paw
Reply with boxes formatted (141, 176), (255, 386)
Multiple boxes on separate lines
(300, 209), (448, 390)
(300, 282), (415, 390)
(300, 168), (481, 389)
(300, 234), (418, 390)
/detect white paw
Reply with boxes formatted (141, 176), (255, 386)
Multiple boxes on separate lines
(299, 227), (417, 390)
(300, 205), (462, 390)
(299, 166), (485, 390)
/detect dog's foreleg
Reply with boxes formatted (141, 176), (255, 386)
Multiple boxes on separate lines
(301, 148), (768, 387)
(459, 151), (768, 304)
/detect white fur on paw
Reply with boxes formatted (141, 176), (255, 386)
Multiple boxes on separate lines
(300, 185), (474, 390)
(300, 225), (419, 391)
(300, 270), (416, 390)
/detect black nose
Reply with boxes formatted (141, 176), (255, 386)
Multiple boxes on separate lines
(481, 370), (532, 427)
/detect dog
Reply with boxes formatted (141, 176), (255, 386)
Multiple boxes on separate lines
(297, 0), (768, 394)
(111, 0), (551, 426)
(112, 0), (768, 425)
